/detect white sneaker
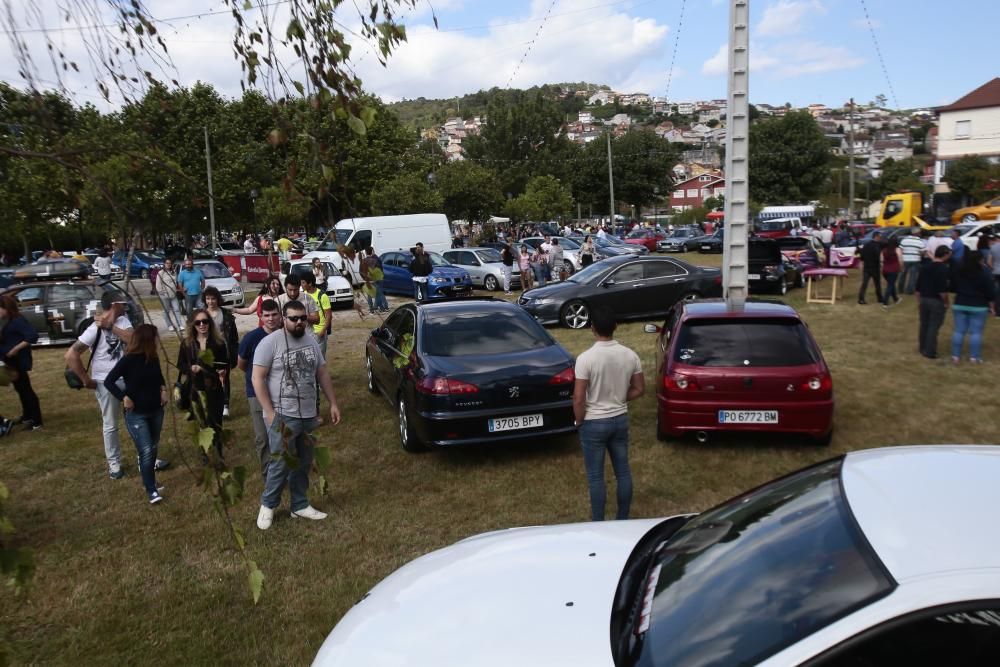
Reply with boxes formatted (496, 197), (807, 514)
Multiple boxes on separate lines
(223, 405), (230, 418)
(290, 506), (327, 521)
(257, 505), (274, 530)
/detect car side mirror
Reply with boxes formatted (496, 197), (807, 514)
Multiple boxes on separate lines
(643, 324), (660, 334)
(603, 279), (616, 288)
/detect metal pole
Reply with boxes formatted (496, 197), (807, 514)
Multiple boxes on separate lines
(607, 131), (616, 227)
(848, 98), (855, 220)
(722, 0), (750, 309)
(204, 126), (217, 250)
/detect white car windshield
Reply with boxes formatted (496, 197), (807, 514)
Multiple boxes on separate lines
(196, 262), (232, 279)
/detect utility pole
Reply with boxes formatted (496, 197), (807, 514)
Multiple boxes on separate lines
(204, 126), (217, 249)
(721, 0), (750, 309)
(607, 131), (616, 225)
(848, 98), (855, 220)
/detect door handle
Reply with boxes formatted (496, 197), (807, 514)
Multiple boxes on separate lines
(672, 277), (686, 282)
(632, 283), (645, 287)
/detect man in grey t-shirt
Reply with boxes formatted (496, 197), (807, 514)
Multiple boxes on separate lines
(252, 299), (341, 530)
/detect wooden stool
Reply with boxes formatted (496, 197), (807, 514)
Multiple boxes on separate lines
(803, 268), (849, 305)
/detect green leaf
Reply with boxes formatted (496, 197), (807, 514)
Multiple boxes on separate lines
(316, 475), (328, 497)
(248, 561), (264, 604)
(346, 113), (367, 136)
(243, 0), (252, 8)
(314, 446), (332, 472)
(281, 451), (300, 470)
(292, 80), (304, 96)
(232, 526), (246, 551)
(361, 282), (375, 297)
(232, 465), (247, 491)
(360, 106), (376, 127)
(368, 267), (384, 282)
(198, 428), (216, 454)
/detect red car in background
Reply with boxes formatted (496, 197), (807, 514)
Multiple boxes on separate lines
(647, 299), (834, 445)
(624, 228), (665, 252)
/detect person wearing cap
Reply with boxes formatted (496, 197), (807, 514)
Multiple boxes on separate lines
(65, 291), (169, 479)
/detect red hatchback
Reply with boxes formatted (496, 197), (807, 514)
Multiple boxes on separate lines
(624, 229), (665, 252)
(647, 299), (834, 444)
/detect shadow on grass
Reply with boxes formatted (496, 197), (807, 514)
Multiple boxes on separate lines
(433, 433), (579, 468)
(665, 430), (832, 452)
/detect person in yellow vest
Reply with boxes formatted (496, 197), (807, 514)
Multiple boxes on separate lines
(275, 235), (293, 261)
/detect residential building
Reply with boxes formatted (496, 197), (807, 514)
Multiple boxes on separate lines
(934, 77), (1000, 196)
(578, 111), (593, 124)
(588, 90), (612, 105)
(670, 172), (725, 212)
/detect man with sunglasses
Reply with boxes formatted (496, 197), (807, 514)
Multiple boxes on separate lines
(252, 300), (341, 529)
(237, 299), (282, 480)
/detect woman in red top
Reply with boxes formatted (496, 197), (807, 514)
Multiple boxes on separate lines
(881, 237), (903, 307)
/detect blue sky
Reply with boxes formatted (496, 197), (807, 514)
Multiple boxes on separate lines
(2, 0), (997, 110)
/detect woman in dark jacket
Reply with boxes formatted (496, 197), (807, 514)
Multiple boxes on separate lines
(177, 308), (228, 457)
(950, 249), (997, 364)
(202, 286), (239, 417)
(0, 295), (42, 430)
(104, 324), (167, 503)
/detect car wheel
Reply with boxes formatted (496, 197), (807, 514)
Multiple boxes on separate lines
(794, 273), (804, 288)
(961, 214), (978, 223)
(484, 274), (499, 291)
(778, 278), (788, 296)
(560, 300), (591, 329)
(563, 259), (575, 276)
(816, 427), (834, 447)
(365, 353), (377, 394)
(398, 395), (426, 453)
(140, 269), (149, 279)
(656, 411), (671, 442)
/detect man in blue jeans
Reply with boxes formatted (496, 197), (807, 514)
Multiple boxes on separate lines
(573, 307), (645, 521)
(252, 299), (341, 530)
(177, 256), (206, 315)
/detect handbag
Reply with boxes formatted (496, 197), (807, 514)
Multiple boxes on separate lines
(64, 329), (101, 390)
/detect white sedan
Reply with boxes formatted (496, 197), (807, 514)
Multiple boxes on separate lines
(314, 446), (1000, 666)
(280, 259), (354, 307)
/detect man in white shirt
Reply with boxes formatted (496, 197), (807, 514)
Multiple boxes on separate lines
(573, 307), (645, 521)
(899, 228), (927, 294)
(817, 225), (834, 265)
(597, 226), (608, 240)
(243, 236), (255, 254)
(925, 230), (952, 259)
(65, 291), (167, 479)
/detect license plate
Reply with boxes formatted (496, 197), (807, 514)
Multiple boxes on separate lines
(701, 245), (712, 250)
(718, 410), (778, 424)
(489, 414), (543, 432)
(747, 273), (761, 280)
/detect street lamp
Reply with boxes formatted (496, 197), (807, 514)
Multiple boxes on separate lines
(250, 189), (258, 228)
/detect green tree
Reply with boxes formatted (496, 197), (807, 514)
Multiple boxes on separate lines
(507, 175), (573, 221)
(943, 155), (1000, 204)
(371, 173), (443, 215)
(434, 161), (503, 222)
(749, 111), (831, 204)
(871, 158), (928, 199)
(255, 185), (312, 232)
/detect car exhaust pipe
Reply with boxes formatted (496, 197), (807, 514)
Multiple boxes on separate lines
(695, 431), (709, 444)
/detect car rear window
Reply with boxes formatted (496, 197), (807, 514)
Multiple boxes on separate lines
(674, 318), (819, 367)
(422, 309), (554, 356)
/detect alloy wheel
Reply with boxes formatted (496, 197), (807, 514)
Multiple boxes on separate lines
(562, 301), (590, 329)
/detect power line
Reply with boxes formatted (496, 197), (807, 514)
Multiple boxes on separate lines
(505, 0), (559, 89)
(858, 0), (899, 109)
(662, 0), (686, 103)
(438, 0), (638, 33)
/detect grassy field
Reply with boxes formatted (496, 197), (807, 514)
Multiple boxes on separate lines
(2, 253), (998, 665)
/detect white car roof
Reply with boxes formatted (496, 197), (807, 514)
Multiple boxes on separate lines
(842, 445), (1000, 583)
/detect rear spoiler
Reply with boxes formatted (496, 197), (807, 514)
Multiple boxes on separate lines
(912, 215), (952, 232)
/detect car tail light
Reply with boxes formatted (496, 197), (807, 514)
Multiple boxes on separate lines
(713, 275), (722, 285)
(416, 377), (479, 395)
(664, 373), (699, 391)
(800, 374), (833, 392)
(549, 367), (575, 385)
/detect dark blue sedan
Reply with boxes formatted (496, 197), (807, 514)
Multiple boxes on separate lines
(379, 250), (473, 299)
(365, 299), (576, 451)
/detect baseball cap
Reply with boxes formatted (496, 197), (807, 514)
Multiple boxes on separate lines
(100, 291), (129, 309)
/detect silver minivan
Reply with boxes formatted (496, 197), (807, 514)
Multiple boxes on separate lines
(442, 247), (521, 291)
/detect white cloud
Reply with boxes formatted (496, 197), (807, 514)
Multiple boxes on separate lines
(701, 40), (861, 79)
(756, 0), (825, 37)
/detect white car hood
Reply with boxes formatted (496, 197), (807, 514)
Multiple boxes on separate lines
(313, 518), (663, 667)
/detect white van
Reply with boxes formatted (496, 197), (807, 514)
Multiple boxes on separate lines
(305, 214), (450, 258)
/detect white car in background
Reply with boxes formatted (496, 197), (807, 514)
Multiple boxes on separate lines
(280, 259), (355, 307)
(193, 259), (244, 307)
(952, 220), (1000, 252)
(314, 446), (1000, 667)
(442, 247), (521, 291)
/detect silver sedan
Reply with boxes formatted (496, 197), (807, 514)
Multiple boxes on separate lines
(442, 247), (521, 291)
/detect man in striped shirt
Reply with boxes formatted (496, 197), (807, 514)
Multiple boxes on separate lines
(899, 228), (927, 295)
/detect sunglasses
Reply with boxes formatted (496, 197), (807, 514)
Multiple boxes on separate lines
(194, 319), (211, 325)
(285, 315), (307, 323)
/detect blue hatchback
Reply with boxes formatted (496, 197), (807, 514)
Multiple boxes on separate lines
(379, 250), (473, 299)
(112, 251), (164, 278)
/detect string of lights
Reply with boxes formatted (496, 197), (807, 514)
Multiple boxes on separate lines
(504, 0), (559, 89)
(662, 0), (686, 104)
(858, 0), (899, 110)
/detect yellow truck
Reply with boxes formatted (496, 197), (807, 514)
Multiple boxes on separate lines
(875, 192), (952, 231)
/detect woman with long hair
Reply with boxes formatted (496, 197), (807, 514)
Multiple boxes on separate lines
(0, 295), (42, 431)
(881, 237), (903, 307)
(177, 308), (228, 455)
(103, 324), (168, 504)
(311, 257), (327, 285)
(235, 274), (284, 326)
(518, 243), (532, 291)
(580, 235), (596, 268)
(951, 249), (997, 364)
(203, 286), (239, 418)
